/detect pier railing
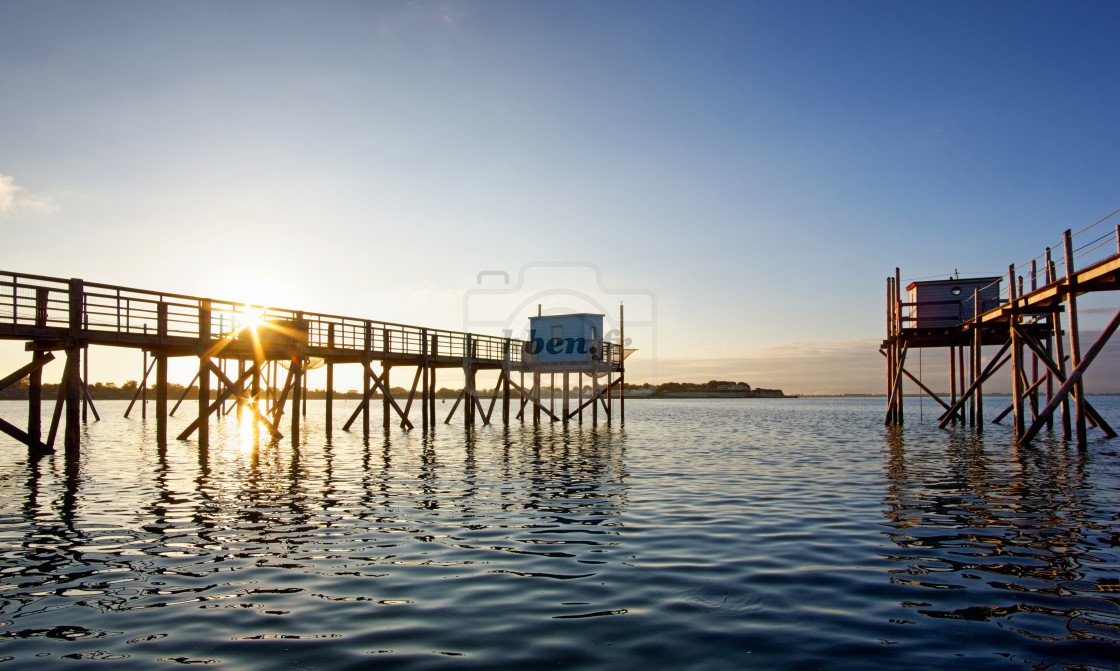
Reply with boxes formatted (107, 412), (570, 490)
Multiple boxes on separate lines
(898, 214), (1120, 329)
(0, 270), (622, 367)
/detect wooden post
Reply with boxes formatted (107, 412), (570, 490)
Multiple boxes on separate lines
(236, 358), (245, 421)
(421, 329), (429, 432)
(948, 345), (957, 421)
(562, 371), (570, 424)
(1063, 229), (1087, 446)
(326, 324), (335, 436)
(591, 370), (598, 425)
(502, 338), (511, 425)
(29, 287), (48, 443)
(578, 372), (584, 424)
(534, 371), (542, 424)
(198, 300), (211, 448)
(1046, 250), (1068, 436)
(619, 303), (625, 425)
(156, 302), (168, 446)
(885, 277), (894, 424)
(363, 321), (372, 436)
(383, 364), (392, 430)
(383, 328), (391, 430)
(291, 312), (303, 444)
(1009, 266), (1025, 438)
(142, 327), (148, 420)
(429, 334), (438, 428)
(464, 335), (474, 427)
(64, 278), (83, 456)
(895, 268), (903, 425)
(972, 289), (982, 431)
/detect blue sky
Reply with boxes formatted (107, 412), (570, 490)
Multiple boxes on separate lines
(2, 1), (1119, 394)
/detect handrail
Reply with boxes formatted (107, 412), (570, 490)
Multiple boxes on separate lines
(0, 270), (623, 367)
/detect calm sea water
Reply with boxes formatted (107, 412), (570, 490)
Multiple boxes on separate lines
(1, 397), (1119, 670)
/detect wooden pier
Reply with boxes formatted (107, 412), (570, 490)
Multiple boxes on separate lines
(0, 271), (626, 458)
(883, 211), (1120, 446)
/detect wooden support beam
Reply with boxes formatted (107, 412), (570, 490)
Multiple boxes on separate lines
(993, 373), (1048, 424)
(170, 370), (200, 416)
(509, 376), (561, 422)
(270, 365), (296, 428)
(79, 377), (100, 422)
(0, 417), (51, 454)
(1020, 306), (1120, 445)
(883, 343), (909, 425)
(1013, 323), (1116, 439)
(937, 339), (1012, 428)
(198, 300), (211, 448)
(124, 356), (156, 418)
(206, 361), (279, 439)
(566, 375), (622, 419)
(484, 370), (506, 424)
(342, 363), (413, 431)
(47, 371), (67, 450)
(326, 324), (335, 436)
(177, 364), (276, 440)
(1063, 230), (1088, 445)
(0, 352), (55, 454)
(878, 348), (956, 416)
(421, 328), (428, 432)
(0, 352), (56, 392)
(444, 389), (465, 424)
(401, 366), (423, 430)
(63, 347), (81, 455)
(156, 302), (168, 444)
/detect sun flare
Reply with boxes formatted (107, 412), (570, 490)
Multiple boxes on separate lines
(238, 306), (265, 332)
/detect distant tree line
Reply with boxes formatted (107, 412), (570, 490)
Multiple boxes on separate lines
(0, 378), (783, 400)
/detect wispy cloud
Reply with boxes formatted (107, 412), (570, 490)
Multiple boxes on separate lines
(0, 174), (57, 216)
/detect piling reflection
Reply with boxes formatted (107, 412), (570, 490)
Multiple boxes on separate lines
(0, 410), (630, 664)
(882, 427), (1120, 645)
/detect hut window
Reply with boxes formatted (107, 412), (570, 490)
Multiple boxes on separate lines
(951, 286), (962, 296)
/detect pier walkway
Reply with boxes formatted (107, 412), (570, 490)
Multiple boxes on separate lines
(0, 271), (625, 456)
(884, 212), (1120, 446)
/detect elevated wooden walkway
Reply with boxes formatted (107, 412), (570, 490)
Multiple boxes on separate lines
(883, 217), (1120, 446)
(0, 271), (626, 457)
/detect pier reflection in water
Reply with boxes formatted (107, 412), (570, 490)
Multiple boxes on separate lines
(1, 398), (1119, 669)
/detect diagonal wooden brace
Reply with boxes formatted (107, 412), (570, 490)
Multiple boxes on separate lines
(937, 339), (1012, 428)
(177, 365), (272, 440)
(508, 376), (560, 422)
(0, 352), (56, 392)
(567, 375), (621, 419)
(1019, 311), (1120, 445)
(1014, 324), (1112, 435)
(878, 348), (958, 418)
(207, 362), (280, 439)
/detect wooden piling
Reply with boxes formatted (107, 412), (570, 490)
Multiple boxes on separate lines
(156, 302), (168, 445)
(198, 300), (210, 448)
(1063, 230), (1088, 446)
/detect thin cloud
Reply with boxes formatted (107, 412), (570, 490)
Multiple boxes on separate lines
(0, 174), (57, 215)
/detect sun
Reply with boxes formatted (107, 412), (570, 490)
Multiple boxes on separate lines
(238, 305), (266, 332)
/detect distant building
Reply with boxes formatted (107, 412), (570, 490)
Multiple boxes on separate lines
(524, 313), (604, 365)
(906, 277), (1002, 328)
